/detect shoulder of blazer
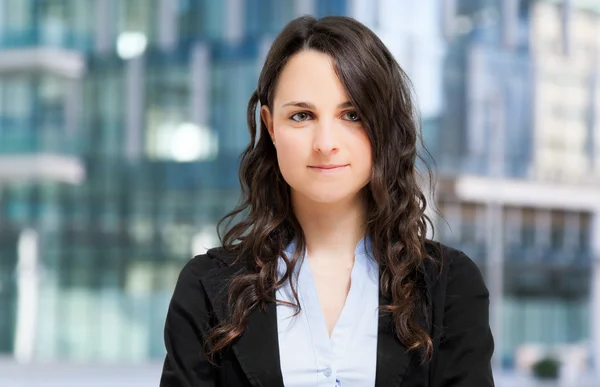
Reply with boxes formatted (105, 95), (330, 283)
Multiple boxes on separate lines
(187, 246), (247, 324)
(422, 239), (470, 286)
(206, 246), (241, 266)
(187, 246), (247, 276)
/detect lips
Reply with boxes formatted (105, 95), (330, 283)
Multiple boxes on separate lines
(309, 164), (349, 170)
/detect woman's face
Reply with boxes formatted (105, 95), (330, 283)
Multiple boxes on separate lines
(261, 50), (372, 206)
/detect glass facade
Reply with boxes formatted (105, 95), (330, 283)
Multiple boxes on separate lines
(436, 2), (598, 369)
(0, 0), (94, 50)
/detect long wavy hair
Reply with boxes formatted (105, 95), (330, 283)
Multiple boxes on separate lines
(207, 15), (438, 361)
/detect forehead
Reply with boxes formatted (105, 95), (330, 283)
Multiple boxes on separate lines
(273, 50), (350, 106)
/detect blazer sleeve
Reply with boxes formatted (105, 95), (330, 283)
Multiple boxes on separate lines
(432, 252), (495, 387)
(160, 257), (220, 387)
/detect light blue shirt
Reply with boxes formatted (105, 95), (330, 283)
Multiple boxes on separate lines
(276, 236), (379, 387)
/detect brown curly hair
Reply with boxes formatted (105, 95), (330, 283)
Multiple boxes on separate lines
(207, 15), (438, 362)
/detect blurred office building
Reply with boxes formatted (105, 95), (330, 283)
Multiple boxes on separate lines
(0, 0), (354, 364)
(0, 0), (598, 380)
(433, 0), (600, 376)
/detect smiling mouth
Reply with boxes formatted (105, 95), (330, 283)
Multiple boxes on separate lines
(308, 164), (349, 170)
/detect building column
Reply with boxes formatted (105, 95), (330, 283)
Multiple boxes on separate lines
(157, 0), (178, 51)
(64, 79), (82, 136)
(190, 43), (209, 128)
(13, 229), (40, 363)
(591, 210), (600, 376)
(94, 0), (112, 54)
(501, 0), (518, 50)
(486, 201), (504, 371)
(442, 0), (456, 41)
(224, 0), (244, 43)
(125, 56), (145, 162)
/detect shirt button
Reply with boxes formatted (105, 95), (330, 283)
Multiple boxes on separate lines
(323, 367), (332, 377)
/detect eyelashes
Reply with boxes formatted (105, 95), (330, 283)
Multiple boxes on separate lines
(290, 112), (311, 122)
(343, 110), (360, 122)
(288, 110), (361, 123)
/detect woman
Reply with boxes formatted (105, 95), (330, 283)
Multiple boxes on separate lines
(160, 15), (494, 387)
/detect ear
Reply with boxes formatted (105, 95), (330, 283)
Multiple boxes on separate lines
(260, 105), (275, 142)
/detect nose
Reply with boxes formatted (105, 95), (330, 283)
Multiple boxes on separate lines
(312, 120), (339, 155)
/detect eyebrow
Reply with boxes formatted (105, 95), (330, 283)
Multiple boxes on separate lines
(280, 101), (354, 109)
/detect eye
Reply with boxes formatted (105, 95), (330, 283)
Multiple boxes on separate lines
(290, 112), (312, 122)
(343, 110), (361, 122)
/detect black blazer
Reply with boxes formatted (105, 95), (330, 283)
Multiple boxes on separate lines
(159, 240), (495, 387)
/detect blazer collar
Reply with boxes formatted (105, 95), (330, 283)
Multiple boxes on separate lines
(199, 248), (285, 387)
(200, 247), (433, 387)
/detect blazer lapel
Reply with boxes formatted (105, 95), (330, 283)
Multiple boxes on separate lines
(199, 249), (284, 387)
(232, 300), (284, 387)
(375, 259), (435, 387)
(375, 290), (412, 387)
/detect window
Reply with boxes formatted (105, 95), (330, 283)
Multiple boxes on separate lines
(38, 0), (69, 47)
(579, 213), (591, 253)
(521, 208), (536, 247)
(550, 210), (565, 250)
(461, 203), (479, 244)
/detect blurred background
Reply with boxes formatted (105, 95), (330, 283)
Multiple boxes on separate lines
(0, 0), (598, 386)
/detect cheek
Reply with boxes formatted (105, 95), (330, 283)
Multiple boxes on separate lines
(355, 132), (373, 177)
(359, 154), (373, 184)
(274, 135), (305, 180)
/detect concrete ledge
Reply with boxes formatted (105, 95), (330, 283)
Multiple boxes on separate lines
(446, 175), (600, 211)
(0, 154), (85, 185)
(0, 47), (86, 78)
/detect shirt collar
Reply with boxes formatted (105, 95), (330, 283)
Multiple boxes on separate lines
(282, 234), (373, 261)
(277, 234), (377, 283)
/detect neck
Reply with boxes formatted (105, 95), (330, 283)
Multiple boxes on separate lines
(291, 190), (368, 261)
